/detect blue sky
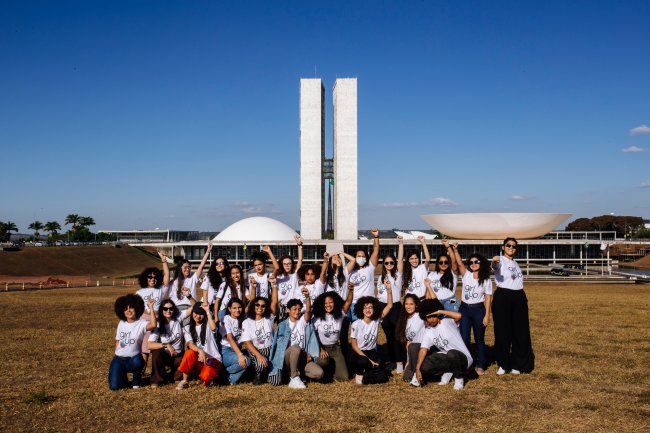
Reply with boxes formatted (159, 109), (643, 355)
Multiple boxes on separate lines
(2, 0), (649, 232)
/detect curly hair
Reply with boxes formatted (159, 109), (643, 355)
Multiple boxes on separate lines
(312, 292), (344, 321)
(395, 294), (420, 344)
(418, 299), (444, 322)
(297, 263), (319, 282)
(114, 293), (145, 321)
(276, 255), (295, 275)
(467, 253), (491, 286)
(353, 296), (381, 321)
(156, 299), (179, 335)
(207, 256), (229, 290)
(138, 267), (163, 289)
(246, 296), (271, 319)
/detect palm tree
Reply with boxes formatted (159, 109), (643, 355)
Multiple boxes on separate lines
(65, 214), (80, 231)
(44, 221), (62, 238)
(79, 216), (96, 228)
(0, 221), (18, 242)
(28, 221), (44, 238)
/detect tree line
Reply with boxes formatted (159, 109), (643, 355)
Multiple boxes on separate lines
(0, 214), (111, 243)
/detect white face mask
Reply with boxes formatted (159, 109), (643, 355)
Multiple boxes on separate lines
(356, 257), (367, 267)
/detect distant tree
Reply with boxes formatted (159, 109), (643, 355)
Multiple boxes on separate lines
(566, 218), (593, 232)
(28, 221), (44, 238)
(566, 215), (644, 238)
(44, 221), (62, 238)
(0, 221), (19, 242)
(79, 216), (96, 228)
(65, 214), (81, 231)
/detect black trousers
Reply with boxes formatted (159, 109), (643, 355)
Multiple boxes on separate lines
(492, 288), (535, 373)
(378, 301), (405, 364)
(420, 349), (468, 379)
(351, 349), (379, 375)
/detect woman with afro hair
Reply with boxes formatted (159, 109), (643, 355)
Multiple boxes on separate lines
(312, 288), (353, 382)
(108, 294), (157, 390)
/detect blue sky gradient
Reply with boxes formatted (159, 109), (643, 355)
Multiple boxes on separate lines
(2, 0), (649, 232)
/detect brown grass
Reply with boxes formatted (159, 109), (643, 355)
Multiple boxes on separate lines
(1, 283), (649, 433)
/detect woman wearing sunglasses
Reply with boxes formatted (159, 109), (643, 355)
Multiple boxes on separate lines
(376, 235), (404, 372)
(201, 254), (230, 316)
(491, 237), (535, 375)
(241, 288), (278, 384)
(424, 239), (460, 311)
(148, 300), (188, 387)
(450, 244), (493, 375)
(401, 235), (431, 300)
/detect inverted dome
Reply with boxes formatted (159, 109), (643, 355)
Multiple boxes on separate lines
(214, 217), (298, 242)
(421, 213), (571, 240)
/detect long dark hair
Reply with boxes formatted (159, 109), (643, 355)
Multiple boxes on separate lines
(381, 254), (397, 279)
(156, 300), (179, 335)
(226, 265), (246, 306)
(468, 253), (491, 286)
(395, 294), (420, 345)
(401, 249), (419, 292)
(189, 307), (207, 346)
(173, 259), (191, 300)
(207, 256), (229, 290)
(226, 298), (246, 329)
(312, 292), (345, 321)
(276, 255), (295, 275)
(246, 296), (271, 319)
(435, 253), (454, 290)
(326, 257), (346, 289)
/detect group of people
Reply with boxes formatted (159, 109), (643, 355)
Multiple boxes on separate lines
(109, 232), (535, 391)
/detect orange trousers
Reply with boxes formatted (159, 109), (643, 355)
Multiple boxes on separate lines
(178, 349), (221, 385)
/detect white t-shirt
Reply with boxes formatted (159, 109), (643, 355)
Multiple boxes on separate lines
(241, 317), (275, 350)
(376, 272), (402, 303)
(216, 284), (246, 312)
(325, 266), (349, 300)
(461, 270), (494, 304)
(148, 311), (188, 352)
(183, 323), (222, 362)
(249, 273), (271, 299)
(349, 262), (376, 302)
(493, 255), (524, 290)
(169, 273), (199, 309)
(405, 264), (429, 298)
(288, 317), (308, 350)
(114, 320), (149, 357)
(201, 279), (225, 305)
(295, 280), (325, 306)
(426, 271), (458, 300)
(312, 312), (344, 346)
(351, 318), (380, 351)
(420, 318), (472, 368)
(405, 314), (425, 343)
(219, 315), (244, 349)
(276, 273), (299, 306)
(136, 286), (168, 314)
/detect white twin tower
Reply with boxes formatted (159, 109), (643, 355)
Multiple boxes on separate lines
(300, 78), (358, 241)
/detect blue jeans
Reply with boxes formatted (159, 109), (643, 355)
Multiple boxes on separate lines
(459, 302), (486, 369)
(222, 346), (250, 385)
(441, 296), (460, 313)
(108, 354), (144, 390)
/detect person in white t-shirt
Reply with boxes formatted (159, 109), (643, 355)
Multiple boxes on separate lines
(247, 245), (279, 300)
(347, 228), (380, 321)
(148, 299), (188, 387)
(108, 294), (156, 390)
(201, 255), (230, 314)
(376, 235), (405, 373)
(491, 237), (534, 375)
(270, 235), (303, 320)
(295, 261), (326, 307)
(424, 239), (460, 311)
(312, 286), (353, 382)
(220, 298), (251, 385)
(350, 283), (393, 385)
(414, 299), (472, 390)
(241, 290), (278, 385)
(215, 265), (248, 323)
(170, 245), (212, 318)
(134, 252), (170, 372)
(325, 251), (350, 300)
(394, 294), (424, 382)
(176, 303), (222, 389)
(401, 235), (431, 299)
(451, 245), (493, 375)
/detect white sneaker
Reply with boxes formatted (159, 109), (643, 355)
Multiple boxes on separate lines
(409, 375), (420, 387)
(288, 376), (306, 389)
(496, 367), (507, 375)
(355, 374), (363, 385)
(395, 362), (404, 374)
(453, 378), (464, 390)
(131, 385), (140, 389)
(438, 372), (453, 385)
(510, 369), (521, 375)
(175, 380), (188, 390)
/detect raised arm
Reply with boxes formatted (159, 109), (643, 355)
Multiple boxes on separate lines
(145, 298), (157, 330)
(269, 274), (279, 316)
(344, 251), (357, 274)
(432, 309), (461, 322)
(452, 242), (466, 275)
(158, 251), (170, 289)
(196, 240), (213, 276)
(319, 252), (329, 284)
(343, 284), (353, 313)
(381, 280), (393, 319)
(262, 245), (280, 275)
(205, 304), (217, 332)
(248, 276), (257, 303)
(370, 228), (380, 267)
(301, 286), (311, 322)
(295, 235), (304, 271)
(491, 255), (501, 271)
(418, 235), (431, 268)
(424, 277), (437, 300)
(396, 235), (404, 273)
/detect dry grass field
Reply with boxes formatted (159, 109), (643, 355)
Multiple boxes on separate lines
(1, 282), (649, 433)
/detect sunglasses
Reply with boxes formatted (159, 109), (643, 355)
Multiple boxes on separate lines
(384, 261), (395, 265)
(505, 244), (517, 249)
(147, 275), (157, 279)
(254, 303), (267, 308)
(162, 307), (175, 312)
(438, 260), (449, 265)
(469, 260), (481, 265)
(215, 261), (225, 266)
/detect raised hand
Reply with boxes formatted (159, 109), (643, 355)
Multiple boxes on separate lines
(295, 234), (303, 245)
(206, 240), (213, 252)
(442, 239), (450, 248)
(261, 245), (271, 253)
(371, 228), (379, 238)
(323, 251), (330, 260)
(417, 235), (425, 243)
(396, 235), (403, 243)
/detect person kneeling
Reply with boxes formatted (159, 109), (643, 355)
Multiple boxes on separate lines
(268, 290), (323, 388)
(414, 299), (472, 390)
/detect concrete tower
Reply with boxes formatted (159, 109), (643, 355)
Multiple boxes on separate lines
(299, 79), (325, 239)
(333, 78), (358, 240)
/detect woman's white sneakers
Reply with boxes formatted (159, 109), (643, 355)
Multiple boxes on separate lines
(510, 369), (521, 375)
(453, 378), (464, 391)
(355, 374), (364, 385)
(175, 380), (188, 390)
(438, 372), (453, 385)
(395, 362), (404, 374)
(409, 376), (420, 387)
(497, 367), (520, 375)
(288, 376), (306, 389)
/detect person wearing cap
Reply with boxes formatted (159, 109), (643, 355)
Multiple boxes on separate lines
(414, 299), (472, 390)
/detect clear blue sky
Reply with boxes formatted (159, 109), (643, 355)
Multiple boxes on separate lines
(2, 0), (649, 233)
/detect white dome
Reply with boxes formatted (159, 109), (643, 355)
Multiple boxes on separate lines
(420, 213), (571, 240)
(214, 217), (298, 242)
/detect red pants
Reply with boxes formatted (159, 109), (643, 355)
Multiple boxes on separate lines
(178, 350), (221, 385)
